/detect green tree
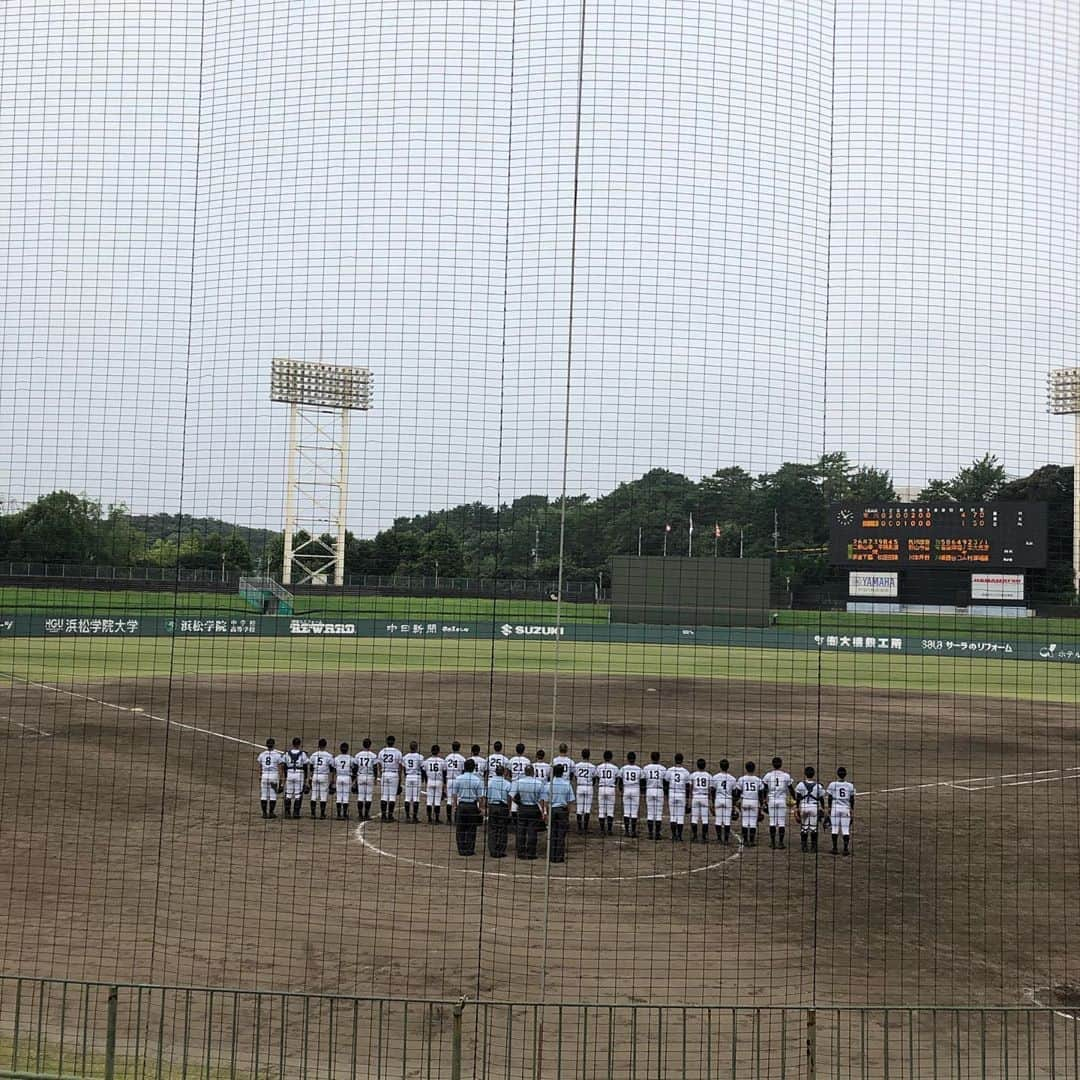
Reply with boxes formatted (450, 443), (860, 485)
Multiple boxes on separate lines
(7, 491), (103, 563)
(847, 467), (896, 503)
(949, 453), (1008, 503)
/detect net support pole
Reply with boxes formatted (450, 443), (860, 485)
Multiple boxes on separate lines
(1074, 414), (1080, 602)
(336, 406), (350, 587)
(282, 402), (299, 586)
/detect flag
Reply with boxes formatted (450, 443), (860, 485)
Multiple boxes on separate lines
(714, 523), (721, 538)
(664, 523), (672, 533)
(688, 513), (694, 535)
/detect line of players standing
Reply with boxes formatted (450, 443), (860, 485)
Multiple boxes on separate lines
(257, 737), (857, 855)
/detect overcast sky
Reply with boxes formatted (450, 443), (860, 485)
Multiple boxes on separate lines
(1, 0), (1077, 535)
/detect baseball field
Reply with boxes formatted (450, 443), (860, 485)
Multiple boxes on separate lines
(2, 632), (1078, 1022)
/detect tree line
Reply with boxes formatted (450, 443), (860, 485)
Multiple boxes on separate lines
(0, 453), (1074, 598)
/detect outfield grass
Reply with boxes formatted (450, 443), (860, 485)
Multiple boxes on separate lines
(2, 635), (1078, 703)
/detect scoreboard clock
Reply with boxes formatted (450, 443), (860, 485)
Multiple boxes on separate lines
(828, 502), (1048, 569)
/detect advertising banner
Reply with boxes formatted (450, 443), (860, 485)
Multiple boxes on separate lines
(970, 573), (1024, 601)
(849, 571), (899, 598)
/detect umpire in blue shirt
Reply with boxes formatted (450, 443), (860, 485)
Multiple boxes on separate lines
(485, 765), (512, 858)
(541, 764), (575, 863)
(510, 765), (544, 859)
(451, 759), (486, 856)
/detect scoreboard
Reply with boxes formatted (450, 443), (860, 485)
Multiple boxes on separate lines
(828, 502), (1047, 569)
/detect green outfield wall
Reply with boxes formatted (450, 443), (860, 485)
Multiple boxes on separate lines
(3, 612), (1080, 664)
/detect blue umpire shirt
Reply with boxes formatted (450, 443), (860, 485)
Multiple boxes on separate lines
(451, 773), (485, 803)
(542, 777), (575, 809)
(486, 775), (512, 805)
(510, 776), (544, 807)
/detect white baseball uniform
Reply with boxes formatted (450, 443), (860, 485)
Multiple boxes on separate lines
(574, 760), (597, 814)
(712, 770), (736, 826)
(378, 746), (403, 799)
(422, 755), (445, 805)
(402, 751), (424, 802)
(827, 779), (856, 836)
(487, 751), (509, 777)
(665, 765), (691, 824)
(642, 762), (667, 821)
(443, 753), (466, 805)
(282, 748), (309, 798)
(507, 755), (531, 813)
(309, 750), (334, 802)
(689, 770), (712, 825)
(736, 774), (765, 828)
(469, 755), (488, 779)
(763, 768), (794, 827)
(795, 780), (825, 831)
(619, 762), (642, 819)
(354, 749), (377, 802)
(533, 760), (552, 784)
(257, 749), (284, 801)
(553, 754), (576, 779)
(595, 762), (619, 818)
(332, 753), (354, 805)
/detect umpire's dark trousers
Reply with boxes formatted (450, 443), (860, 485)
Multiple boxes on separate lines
(487, 801), (510, 857)
(548, 806), (569, 862)
(516, 805), (542, 858)
(455, 801), (481, 855)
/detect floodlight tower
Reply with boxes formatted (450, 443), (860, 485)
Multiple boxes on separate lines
(270, 359), (373, 586)
(1047, 367), (1080, 598)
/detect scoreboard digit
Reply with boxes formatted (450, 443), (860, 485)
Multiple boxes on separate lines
(828, 502), (1047, 568)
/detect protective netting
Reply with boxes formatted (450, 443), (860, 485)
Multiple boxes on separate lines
(1, 0), (1079, 1073)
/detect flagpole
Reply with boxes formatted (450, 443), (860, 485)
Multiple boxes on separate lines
(637, 526), (642, 557)
(663, 530), (668, 557)
(688, 514), (693, 558)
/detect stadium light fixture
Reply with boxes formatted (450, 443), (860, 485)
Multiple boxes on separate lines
(270, 359), (374, 587)
(1047, 367), (1080, 599)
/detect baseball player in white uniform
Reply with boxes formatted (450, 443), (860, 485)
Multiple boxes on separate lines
(795, 766), (825, 852)
(256, 738), (284, 819)
(553, 744), (576, 782)
(711, 759), (736, 844)
(308, 739), (335, 819)
(826, 767), (856, 856)
(532, 748), (552, 784)
(642, 752), (667, 840)
(443, 742), (466, 823)
(594, 751), (619, 835)
(689, 758), (712, 842)
(353, 739), (378, 820)
(402, 741), (425, 822)
(422, 745), (446, 823)
(665, 754), (691, 841)
(487, 741), (509, 778)
(762, 756), (796, 849)
(573, 750), (597, 832)
(332, 742), (355, 820)
(619, 751), (642, 836)
(377, 736), (403, 821)
(735, 761), (765, 847)
(469, 744), (488, 779)
(282, 737), (309, 819)
(507, 743), (531, 824)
